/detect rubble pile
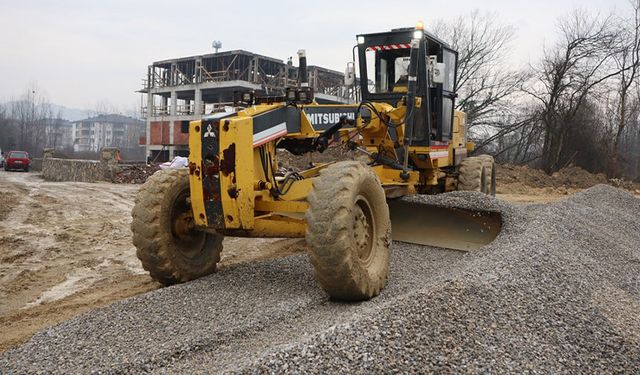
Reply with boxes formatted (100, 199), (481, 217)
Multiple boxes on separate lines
(114, 164), (160, 184)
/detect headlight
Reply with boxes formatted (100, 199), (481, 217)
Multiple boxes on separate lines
(287, 90), (296, 101)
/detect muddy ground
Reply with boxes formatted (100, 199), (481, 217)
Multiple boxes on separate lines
(0, 171), (303, 352)
(0, 166), (637, 353)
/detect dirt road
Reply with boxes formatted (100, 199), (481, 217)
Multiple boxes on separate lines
(0, 171), (303, 352)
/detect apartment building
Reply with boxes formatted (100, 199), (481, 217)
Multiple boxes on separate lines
(72, 114), (144, 153)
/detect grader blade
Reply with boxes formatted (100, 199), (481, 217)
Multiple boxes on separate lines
(388, 199), (502, 251)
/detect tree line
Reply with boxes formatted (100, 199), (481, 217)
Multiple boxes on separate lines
(0, 87), (69, 157)
(436, 1), (640, 180)
(0, 88), (143, 159)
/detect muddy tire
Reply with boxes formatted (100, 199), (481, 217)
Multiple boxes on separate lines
(458, 157), (487, 193)
(305, 161), (391, 301)
(131, 168), (223, 285)
(477, 155), (496, 196)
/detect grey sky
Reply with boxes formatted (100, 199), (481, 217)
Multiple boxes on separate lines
(0, 0), (631, 111)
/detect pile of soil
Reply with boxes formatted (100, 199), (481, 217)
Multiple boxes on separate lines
(114, 164), (160, 184)
(497, 164), (640, 191)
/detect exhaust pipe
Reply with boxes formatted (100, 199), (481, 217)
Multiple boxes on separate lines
(297, 49), (308, 88)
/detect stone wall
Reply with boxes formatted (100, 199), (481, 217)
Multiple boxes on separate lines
(31, 158), (43, 172)
(42, 158), (105, 182)
(41, 147), (121, 183)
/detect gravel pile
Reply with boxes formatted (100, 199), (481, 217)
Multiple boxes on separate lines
(251, 185), (640, 373)
(1, 185), (638, 373)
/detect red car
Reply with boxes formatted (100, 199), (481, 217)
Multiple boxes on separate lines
(4, 151), (31, 172)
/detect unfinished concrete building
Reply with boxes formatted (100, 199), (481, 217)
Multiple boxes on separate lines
(140, 49), (357, 161)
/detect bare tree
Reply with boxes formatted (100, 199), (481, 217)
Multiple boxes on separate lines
(7, 84), (53, 155)
(46, 109), (67, 149)
(608, 0), (640, 177)
(432, 11), (529, 131)
(524, 9), (624, 173)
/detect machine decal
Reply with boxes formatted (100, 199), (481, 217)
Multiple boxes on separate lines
(429, 145), (449, 159)
(366, 44), (411, 51)
(204, 124), (216, 138)
(302, 106), (358, 131)
(253, 122), (287, 147)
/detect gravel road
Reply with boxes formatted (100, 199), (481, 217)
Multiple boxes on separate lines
(1, 185), (639, 373)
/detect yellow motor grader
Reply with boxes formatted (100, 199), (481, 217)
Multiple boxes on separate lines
(131, 23), (499, 301)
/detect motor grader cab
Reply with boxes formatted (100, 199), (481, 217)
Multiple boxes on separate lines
(356, 24), (458, 146)
(131, 23), (500, 301)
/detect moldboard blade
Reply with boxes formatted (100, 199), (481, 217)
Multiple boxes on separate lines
(388, 199), (502, 251)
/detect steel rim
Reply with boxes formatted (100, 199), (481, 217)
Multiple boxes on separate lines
(353, 195), (375, 265)
(170, 190), (206, 258)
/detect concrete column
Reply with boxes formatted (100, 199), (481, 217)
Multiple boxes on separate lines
(146, 93), (153, 159)
(252, 57), (259, 82)
(170, 91), (177, 116)
(195, 57), (202, 84)
(169, 91), (177, 159)
(147, 65), (153, 89)
(195, 88), (202, 117)
(171, 63), (177, 86)
(161, 96), (168, 115)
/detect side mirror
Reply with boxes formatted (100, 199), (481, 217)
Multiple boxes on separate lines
(344, 62), (355, 86)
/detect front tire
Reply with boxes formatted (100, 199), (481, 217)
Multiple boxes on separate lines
(131, 168), (223, 285)
(305, 161), (391, 301)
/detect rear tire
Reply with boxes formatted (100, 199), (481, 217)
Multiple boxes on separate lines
(458, 157), (487, 193)
(131, 168), (223, 285)
(477, 155), (496, 196)
(305, 161), (391, 301)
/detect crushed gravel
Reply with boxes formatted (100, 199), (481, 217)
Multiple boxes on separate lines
(1, 185), (639, 374)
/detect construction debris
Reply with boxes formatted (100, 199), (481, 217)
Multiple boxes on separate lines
(113, 164), (160, 184)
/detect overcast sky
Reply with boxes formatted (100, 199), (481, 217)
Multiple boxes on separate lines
(0, 0), (632, 112)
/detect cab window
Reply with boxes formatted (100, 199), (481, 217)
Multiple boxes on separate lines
(365, 49), (411, 94)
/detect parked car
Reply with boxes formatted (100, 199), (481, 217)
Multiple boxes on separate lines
(4, 151), (31, 172)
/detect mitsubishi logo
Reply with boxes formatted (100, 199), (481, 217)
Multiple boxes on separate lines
(204, 124), (216, 138)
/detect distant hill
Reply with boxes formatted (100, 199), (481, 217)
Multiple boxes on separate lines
(48, 104), (92, 122)
(2, 102), (139, 122)
(2, 101), (91, 121)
